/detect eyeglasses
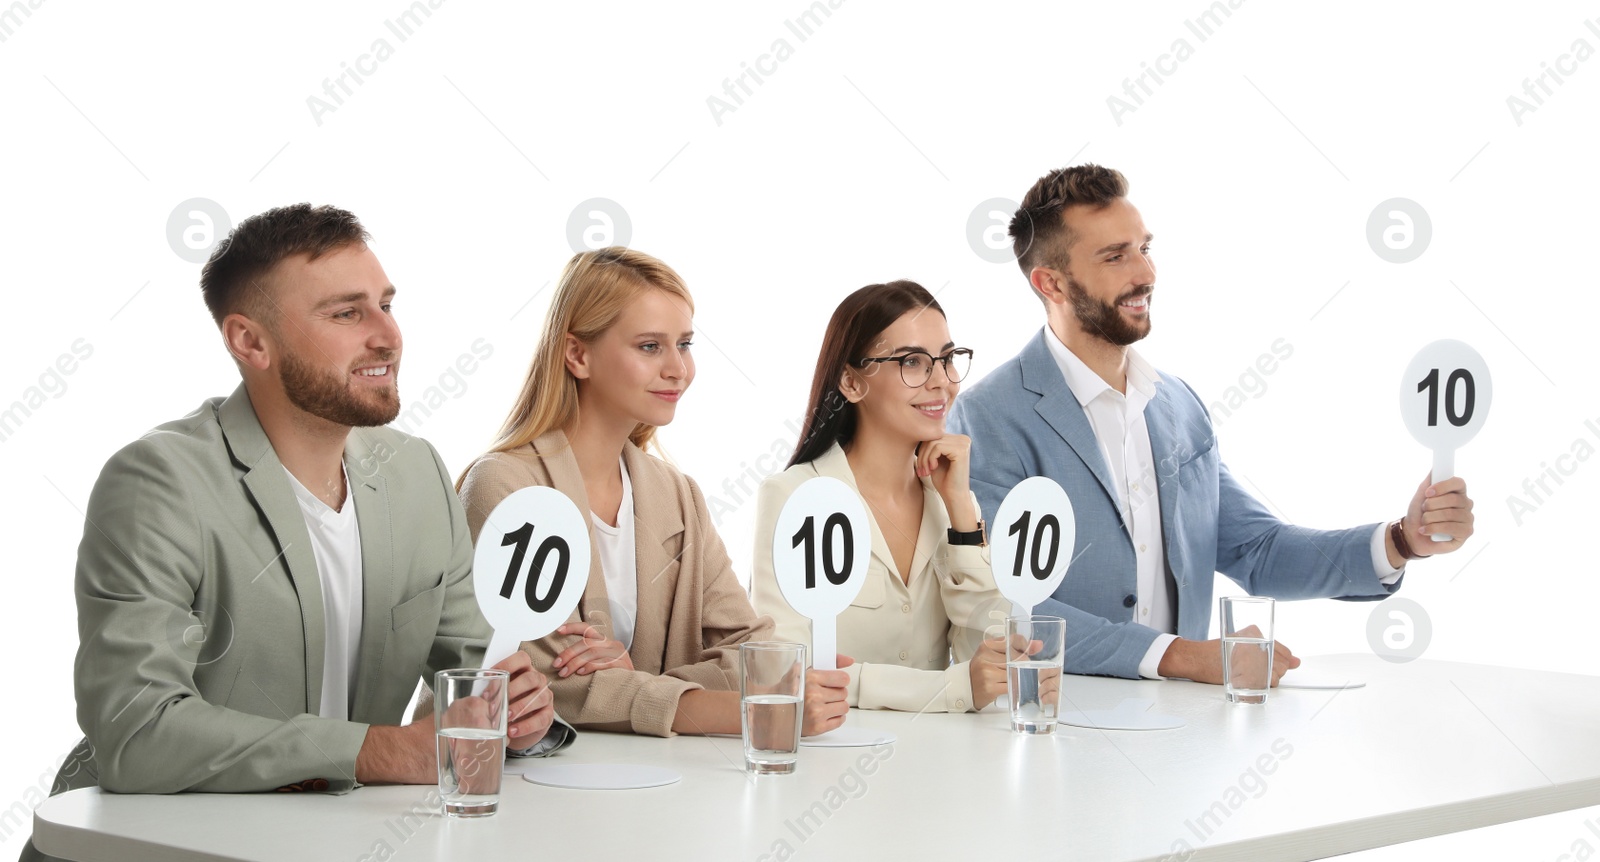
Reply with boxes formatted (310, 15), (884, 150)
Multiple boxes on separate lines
(857, 348), (973, 387)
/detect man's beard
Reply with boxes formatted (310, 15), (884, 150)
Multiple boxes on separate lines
(1065, 274), (1151, 347)
(279, 349), (400, 428)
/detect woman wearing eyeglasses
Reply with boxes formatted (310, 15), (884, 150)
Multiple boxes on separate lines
(750, 281), (1012, 714)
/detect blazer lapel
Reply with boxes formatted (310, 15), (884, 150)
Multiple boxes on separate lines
(1144, 384), (1185, 586)
(624, 442), (684, 657)
(345, 429), (393, 718)
(220, 384), (325, 714)
(1020, 330), (1122, 522)
(529, 430), (613, 638)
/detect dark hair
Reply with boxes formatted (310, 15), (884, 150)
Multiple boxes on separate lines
(1011, 164), (1128, 280)
(199, 203), (371, 326)
(788, 280), (943, 468)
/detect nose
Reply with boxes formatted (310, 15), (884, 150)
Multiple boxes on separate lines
(662, 344), (687, 380)
(1133, 248), (1156, 287)
(369, 303), (402, 354)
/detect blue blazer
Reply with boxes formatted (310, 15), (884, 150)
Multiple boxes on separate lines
(946, 329), (1400, 679)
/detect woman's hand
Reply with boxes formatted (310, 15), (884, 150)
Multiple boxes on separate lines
(916, 434), (979, 531)
(552, 622), (634, 677)
(492, 649), (558, 747)
(968, 633), (1031, 710)
(801, 656), (854, 737)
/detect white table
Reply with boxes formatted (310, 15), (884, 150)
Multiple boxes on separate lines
(34, 654), (1600, 861)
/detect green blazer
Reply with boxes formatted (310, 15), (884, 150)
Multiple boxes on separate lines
(56, 384), (488, 796)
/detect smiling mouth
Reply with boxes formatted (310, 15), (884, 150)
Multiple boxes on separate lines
(650, 390), (682, 401)
(1119, 293), (1152, 312)
(353, 365), (391, 378)
(914, 402), (947, 417)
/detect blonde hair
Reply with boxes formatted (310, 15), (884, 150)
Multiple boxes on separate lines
(461, 247), (693, 488)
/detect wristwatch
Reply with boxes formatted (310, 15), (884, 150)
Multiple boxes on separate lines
(947, 521), (986, 546)
(1389, 518), (1431, 561)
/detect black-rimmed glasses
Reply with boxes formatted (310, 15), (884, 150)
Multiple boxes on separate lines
(857, 348), (973, 387)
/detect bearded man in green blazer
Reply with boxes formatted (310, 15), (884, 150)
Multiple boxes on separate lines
(24, 204), (569, 862)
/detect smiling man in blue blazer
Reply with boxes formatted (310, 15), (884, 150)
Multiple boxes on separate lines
(947, 165), (1476, 684)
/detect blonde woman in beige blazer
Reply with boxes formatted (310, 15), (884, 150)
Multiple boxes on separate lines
(458, 248), (850, 739)
(752, 281), (1012, 714)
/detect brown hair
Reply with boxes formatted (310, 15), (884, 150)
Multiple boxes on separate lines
(788, 280), (943, 468)
(462, 247), (694, 489)
(1011, 164), (1129, 282)
(199, 203), (371, 326)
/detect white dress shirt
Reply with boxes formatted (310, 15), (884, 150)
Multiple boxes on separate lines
(1044, 329), (1403, 679)
(285, 465), (364, 720)
(589, 456), (638, 650)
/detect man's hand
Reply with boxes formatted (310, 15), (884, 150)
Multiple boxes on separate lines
(552, 622), (634, 678)
(1157, 634), (1299, 687)
(1390, 474), (1475, 566)
(436, 695), (503, 795)
(355, 721), (436, 785)
(802, 656), (853, 737)
(491, 650), (556, 750)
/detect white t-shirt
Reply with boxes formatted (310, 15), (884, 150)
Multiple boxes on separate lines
(588, 457), (638, 650)
(285, 465), (364, 721)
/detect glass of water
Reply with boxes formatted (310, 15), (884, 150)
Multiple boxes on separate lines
(434, 668), (508, 817)
(739, 642), (806, 774)
(1006, 615), (1066, 734)
(1219, 596), (1276, 704)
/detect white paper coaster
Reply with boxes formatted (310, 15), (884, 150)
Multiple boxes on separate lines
(1058, 697), (1184, 731)
(520, 763), (681, 790)
(800, 727), (897, 748)
(1277, 669), (1367, 690)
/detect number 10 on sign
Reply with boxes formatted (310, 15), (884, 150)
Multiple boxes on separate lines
(1399, 339), (1492, 543)
(991, 477), (1076, 615)
(472, 486), (592, 667)
(771, 478), (870, 670)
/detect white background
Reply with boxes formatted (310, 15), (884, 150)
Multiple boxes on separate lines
(1, 1), (1596, 858)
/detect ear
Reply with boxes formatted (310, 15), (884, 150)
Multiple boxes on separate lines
(838, 365), (868, 404)
(222, 313), (272, 372)
(1030, 266), (1067, 305)
(563, 333), (591, 379)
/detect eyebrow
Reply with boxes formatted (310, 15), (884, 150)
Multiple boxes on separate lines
(313, 285), (397, 311)
(1093, 234), (1154, 257)
(891, 341), (957, 355)
(635, 331), (694, 339)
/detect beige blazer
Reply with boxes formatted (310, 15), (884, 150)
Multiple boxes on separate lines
(458, 429), (774, 737)
(750, 442), (1010, 713)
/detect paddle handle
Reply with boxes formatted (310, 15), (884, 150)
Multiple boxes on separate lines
(1429, 449), (1454, 543)
(812, 620), (837, 671)
(484, 629), (523, 670)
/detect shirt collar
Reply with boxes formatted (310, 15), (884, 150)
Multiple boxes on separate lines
(1043, 325), (1159, 407)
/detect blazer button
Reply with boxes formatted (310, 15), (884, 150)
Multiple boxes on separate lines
(899, 650), (908, 661)
(901, 603), (912, 614)
(1123, 594), (1137, 608)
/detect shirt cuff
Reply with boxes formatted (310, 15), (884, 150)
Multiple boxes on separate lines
(1371, 523), (1404, 585)
(1138, 633), (1180, 680)
(944, 661), (976, 713)
(508, 718), (575, 758)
